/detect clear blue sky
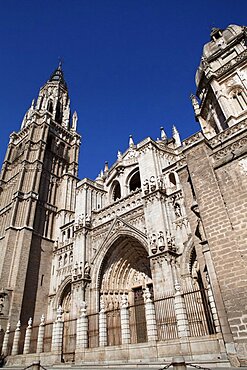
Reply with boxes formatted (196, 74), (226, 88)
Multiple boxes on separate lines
(0, 0), (246, 180)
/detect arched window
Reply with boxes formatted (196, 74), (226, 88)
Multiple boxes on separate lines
(230, 86), (247, 112)
(129, 171), (141, 192)
(55, 101), (63, 124)
(169, 173), (176, 186)
(112, 181), (121, 201)
(47, 100), (53, 113)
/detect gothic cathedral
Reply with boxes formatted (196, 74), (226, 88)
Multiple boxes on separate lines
(0, 24), (247, 368)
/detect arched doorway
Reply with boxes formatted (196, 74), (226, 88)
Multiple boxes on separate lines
(99, 235), (152, 345)
(59, 282), (76, 362)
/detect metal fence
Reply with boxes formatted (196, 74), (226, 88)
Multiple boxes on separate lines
(1, 287), (217, 356)
(129, 302), (147, 343)
(62, 317), (77, 362)
(106, 308), (121, 346)
(88, 312), (99, 348)
(183, 288), (216, 337)
(154, 295), (178, 340)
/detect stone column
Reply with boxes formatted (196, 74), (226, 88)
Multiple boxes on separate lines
(36, 315), (45, 353)
(144, 287), (158, 342)
(1, 322), (10, 356)
(174, 283), (190, 338)
(11, 320), (21, 356)
(120, 295), (130, 344)
(76, 301), (88, 349)
(51, 306), (64, 353)
(206, 275), (220, 333)
(23, 318), (32, 354)
(99, 299), (107, 347)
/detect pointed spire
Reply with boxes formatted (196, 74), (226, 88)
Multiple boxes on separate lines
(129, 135), (134, 147)
(49, 61), (67, 87)
(160, 127), (167, 141)
(172, 125), (181, 147)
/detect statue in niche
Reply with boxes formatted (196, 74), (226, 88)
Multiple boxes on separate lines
(150, 233), (157, 254)
(174, 202), (182, 218)
(143, 179), (149, 194)
(84, 261), (91, 279)
(149, 176), (156, 191)
(158, 231), (165, 251)
(157, 175), (164, 190)
(85, 214), (91, 227)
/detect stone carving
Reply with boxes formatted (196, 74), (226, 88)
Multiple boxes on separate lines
(56, 305), (63, 321)
(120, 294), (128, 309)
(84, 261), (91, 279)
(150, 233), (157, 254)
(174, 202), (182, 218)
(143, 175), (166, 195)
(0, 291), (8, 316)
(191, 200), (207, 242)
(157, 231), (165, 252)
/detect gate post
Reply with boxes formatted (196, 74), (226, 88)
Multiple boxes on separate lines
(144, 287), (158, 342)
(23, 318), (32, 354)
(76, 301), (88, 349)
(174, 283), (190, 338)
(51, 306), (64, 354)
(120, 295), (130, 344)
(36, 315), (45, 354)
(99, 299), (107, 346)
(11, 320), (21, 355)
(1, 322), (10, 356)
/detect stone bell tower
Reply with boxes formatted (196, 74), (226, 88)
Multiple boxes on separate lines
(191, 25), (247, 138)
(0, 64), (80, 329)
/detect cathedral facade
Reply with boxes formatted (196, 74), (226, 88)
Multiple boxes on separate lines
(0, 24), (247, 367)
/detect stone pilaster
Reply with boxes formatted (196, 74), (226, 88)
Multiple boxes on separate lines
(51, 306), (64, 353)
(23, 317), (32, 354)
(120, 295), (130, 344)
(36, 315), (45, 354)
(99, 299), (107, 347)
(174, 283), (190, 338)
(144, 287), (158, 342)
(1, 322), (10, 356)
(11, 320), (21, 356)
(76, 302), (88, 349)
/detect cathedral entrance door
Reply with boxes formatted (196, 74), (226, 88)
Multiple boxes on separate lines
(131, 286), (147, 343)
(99, 235), (152, 346)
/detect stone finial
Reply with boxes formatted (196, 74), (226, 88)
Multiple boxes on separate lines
(100, 297), (105, 312)
(72, 111), (78, 131)
(56, 305), (63, 321)
(16, 320), (21, 330)
(27, 317), (32, 328)
(40, 314), (45, 325)
(144, 287), (152, 303)
(117, 150), (122, 161)
(6, 322), (10, 333)
(104, 161), (109, 173)
(120, 294), (128, 309)
(190, 94), (200, 112)
(160, 127), (167, 141)
(79, 301), (87, 317)
(129, 135), (134, 147)
(172, 125), (181, 147)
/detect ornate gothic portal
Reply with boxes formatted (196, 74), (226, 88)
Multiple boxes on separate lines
(99, 235), (152, 345)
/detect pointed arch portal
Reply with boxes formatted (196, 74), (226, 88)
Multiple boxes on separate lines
(99, 235), (152, 345)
